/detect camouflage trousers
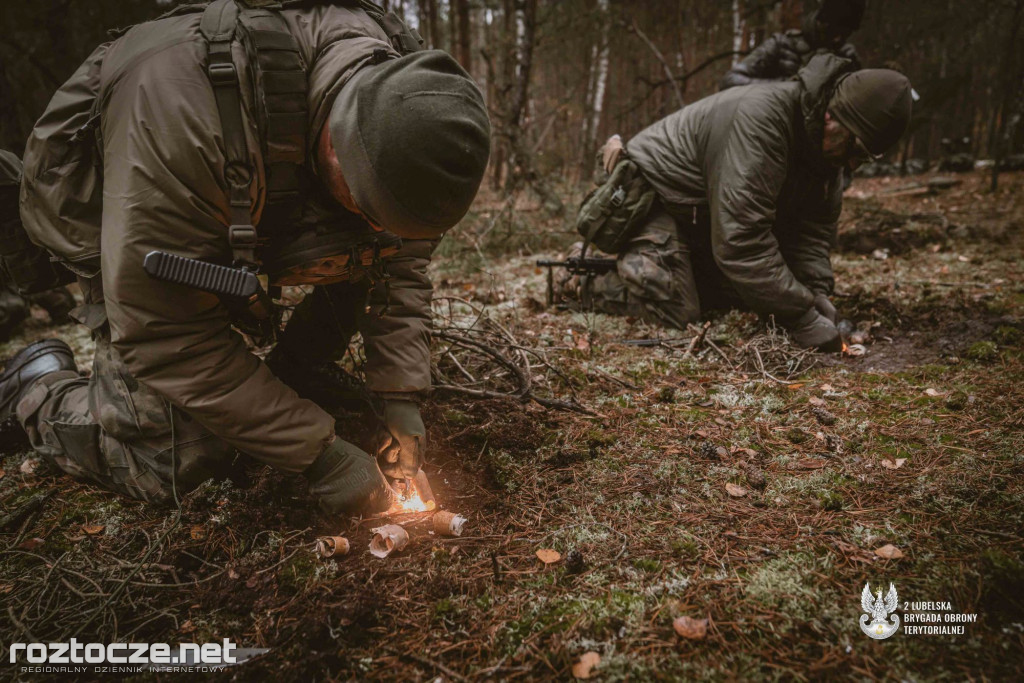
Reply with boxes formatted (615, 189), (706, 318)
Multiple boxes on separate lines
(15, 276), (235, 504)
(581, 206), (741, 330)
(15, 275), (368, 505)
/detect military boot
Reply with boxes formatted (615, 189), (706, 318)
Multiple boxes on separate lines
(0, 339), (77, 422)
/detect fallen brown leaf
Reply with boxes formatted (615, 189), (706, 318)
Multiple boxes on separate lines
(0, 469), (5, 480)
(881, 458), (907, 470)
(228, 568), (240, 580)
(81, 524), (105, 536)
(673, 616), (709, 640)
(17, 538), (44, 550)
(820, 383), (835, 392)
(0, 583), (13, 594)
(786, 383), (804, 391)
(19, 459), (38, 475)
(795, 459), (828, 470)
(536, 549), (561, 564)
(725, 483), (747, 498)
(924, 388), (940, 397)
(875, 544), (904, 559)
(572, 651), (601, 679)
(190, 525), (207, 541)
(808, 396), (826, 406)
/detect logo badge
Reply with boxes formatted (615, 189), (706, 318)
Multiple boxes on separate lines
(860, 582), (900, 639)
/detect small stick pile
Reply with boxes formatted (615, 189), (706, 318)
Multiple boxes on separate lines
(736, 322), (819, 382)
(431, 297), (590, 413)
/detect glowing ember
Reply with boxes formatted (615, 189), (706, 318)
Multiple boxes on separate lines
(842, 341), (849, 354)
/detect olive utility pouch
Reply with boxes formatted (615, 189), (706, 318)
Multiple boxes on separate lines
(575, 154), (656, 256)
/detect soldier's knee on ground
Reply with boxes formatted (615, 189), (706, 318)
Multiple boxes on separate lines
(617, 231), (700, 329)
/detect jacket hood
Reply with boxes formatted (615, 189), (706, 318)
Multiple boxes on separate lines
(795, 53), (856, 168)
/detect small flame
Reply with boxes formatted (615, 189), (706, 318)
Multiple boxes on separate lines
(842, 341), (849, 354)
(397, 492), (430, 513)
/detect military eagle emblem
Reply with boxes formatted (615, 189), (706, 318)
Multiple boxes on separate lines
(859, 582), (900, 639)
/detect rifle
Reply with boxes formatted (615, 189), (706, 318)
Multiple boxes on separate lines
(535, 256), (617, 307)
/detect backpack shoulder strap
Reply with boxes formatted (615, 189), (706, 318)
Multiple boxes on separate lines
(378, 11), (424, 54)
(275, 0), (424, 54)
(237, 7), (308, 229)
(201, 0), (258, 268)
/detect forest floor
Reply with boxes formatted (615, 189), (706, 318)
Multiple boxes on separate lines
(1, 170), (1022, 681)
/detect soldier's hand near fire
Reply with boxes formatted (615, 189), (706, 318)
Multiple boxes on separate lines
(813, 292), (838, 324)
(376, 400), (426, 479)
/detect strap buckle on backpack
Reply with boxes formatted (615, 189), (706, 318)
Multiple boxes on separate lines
(229, 224), (258, 268)
(208, 61), (238, 85)
(610, 186), (626, 208)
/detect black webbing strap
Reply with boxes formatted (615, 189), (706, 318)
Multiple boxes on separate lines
(239, 9), (308, 230)
(200, 0), (258, 268)
(379, 12), (424, 54)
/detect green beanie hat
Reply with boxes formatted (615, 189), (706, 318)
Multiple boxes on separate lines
(329, 50), (491, 239)
(829, 69), (913, 156)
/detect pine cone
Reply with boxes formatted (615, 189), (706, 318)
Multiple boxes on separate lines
(811, 405), (837, 426)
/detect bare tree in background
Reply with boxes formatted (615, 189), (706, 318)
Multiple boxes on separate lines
(454, 0), (472, 71)
(731, 0), (744, 66)
(580, 0), (611, 178)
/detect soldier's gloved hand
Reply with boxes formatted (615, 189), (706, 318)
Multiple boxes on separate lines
(777, 43), (802, 75)
(813, 293), (837, 324)
(788, 307), (842, 352)
(376, 399), (426, 479)
(305, 436), (393, 516)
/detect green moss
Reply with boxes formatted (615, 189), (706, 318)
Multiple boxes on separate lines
(993, 325), (1022, 346)
(632, 557), (662, 573)
(483, 449), (520, 492)
(817, 491), (844, 511)
(670, 533), (701, 560)
(785, 428), (808, 444)
(965, 341), (999, 361)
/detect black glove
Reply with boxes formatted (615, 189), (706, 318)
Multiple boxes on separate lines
(376, 399), (426, 479)
(813, 293), (837, 324)
(788, 307), (842, 352)
(305, 436), (393, 516)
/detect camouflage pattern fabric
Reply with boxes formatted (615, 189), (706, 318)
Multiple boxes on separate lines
(15, 276), (234, 504)
(575, 207), (742, 330)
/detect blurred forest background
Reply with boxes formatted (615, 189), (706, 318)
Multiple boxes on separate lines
(1, 0), (1022, 197)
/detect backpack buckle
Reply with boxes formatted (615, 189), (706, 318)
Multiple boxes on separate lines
(610, 186), (626, 208)
(208, 61), (238, 85)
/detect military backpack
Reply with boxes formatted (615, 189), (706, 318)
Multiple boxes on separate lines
(575, 153), (656, 257)
(16, 0), (422, 285)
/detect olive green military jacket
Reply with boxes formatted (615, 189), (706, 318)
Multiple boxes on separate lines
(21, 5), (434, 472)
(628, 55), (849, 323)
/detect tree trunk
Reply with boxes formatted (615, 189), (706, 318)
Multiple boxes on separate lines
(731, 0), (744, 65)
(0, 56), (24, 151)
(990, 0), (1024, 191)
(455, 0), (472, 72)
(581, 0), (611, 180)
(425, 0), (441, 51)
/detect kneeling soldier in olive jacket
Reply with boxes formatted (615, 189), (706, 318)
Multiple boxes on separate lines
(0, 1), (490, 516)
(580, 55), (911, 351)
